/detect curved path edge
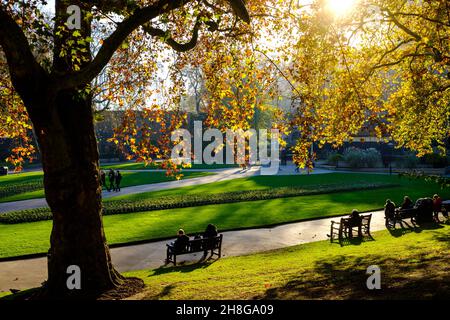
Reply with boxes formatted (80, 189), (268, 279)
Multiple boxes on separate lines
(0, 209), (389, 293)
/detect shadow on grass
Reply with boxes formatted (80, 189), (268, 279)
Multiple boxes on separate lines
(387, 221), (444, 238)
(150, 284), (176, 299)
(142, 257), (220, 299)
(255, 253), (450, 300)
(432, 233), (450, 247)
(150, 256), (219, 277)
(0, 287), (41, 301)
(335, 235), (375, 247)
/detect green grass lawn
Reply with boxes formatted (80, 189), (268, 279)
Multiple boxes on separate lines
(0, 171), (43, 187)
(101, 162), (238, 170)
(0, 174), (448, 259)
(126, 224), (450, 300)
(0, 171), (212, 203)
(2, 224), (448, 300)
(108, 173), (448, 202)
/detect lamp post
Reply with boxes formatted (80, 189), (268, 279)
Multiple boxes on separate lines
(387, 142), (394, 175)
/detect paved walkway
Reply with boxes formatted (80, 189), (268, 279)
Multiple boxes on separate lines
(0, 210), (387, 292)
(0, 167), (261, 213)
(0, 166), (339, 213)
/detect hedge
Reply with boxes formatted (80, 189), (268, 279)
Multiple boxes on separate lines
(0, 182), (397, 224)
(0, 180), (44, 198)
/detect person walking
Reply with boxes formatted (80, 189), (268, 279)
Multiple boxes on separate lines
(115, 170), (122, 192)
(100, 170), (106, 190)
(108, 169), (115, 192)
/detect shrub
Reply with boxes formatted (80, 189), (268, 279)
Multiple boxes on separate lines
(421, 153), (449, 168)
(343, 147), (365, 168)
(343, 147), (382, 168)
(327, 152), (343, 166)
(0, 180), (44, 198)
(400, 154), (420, 169)
(364, 148), (382, 168)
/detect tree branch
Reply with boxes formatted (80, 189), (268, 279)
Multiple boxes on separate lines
(52, 0), (251, 90)
(391, 12), (450, 27)
(381, 8), (422, 41)
(52, 0), (190, 90)
(142, 19), (202, 52)
(0, 7), (47, 99)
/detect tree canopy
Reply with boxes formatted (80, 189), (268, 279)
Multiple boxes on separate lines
(1, 0), (449, 170)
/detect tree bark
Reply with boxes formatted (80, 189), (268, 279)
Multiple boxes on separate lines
(32, 88), (123, 297)
(35, 0), (122, 297)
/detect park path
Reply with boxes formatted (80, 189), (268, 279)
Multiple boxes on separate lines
(0, 209), (388, 293)
(0, 167), (261, 213)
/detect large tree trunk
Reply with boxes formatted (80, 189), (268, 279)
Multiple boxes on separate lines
(32, 88), (123, 297)
(28, 1), (124, 297)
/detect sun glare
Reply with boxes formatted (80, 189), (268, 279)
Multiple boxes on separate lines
(326, 0), (356, 17)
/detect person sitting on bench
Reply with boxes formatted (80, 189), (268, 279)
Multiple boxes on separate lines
(202, 224), (218, 258)
(384, 199), (396, 221)
(346, 209), (362, 238)
(432, 194), (442, 222)
(173, 229), (190, 253)
(400, 196), (414, 210)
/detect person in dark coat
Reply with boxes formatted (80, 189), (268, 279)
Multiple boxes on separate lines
(400, 196), (414, 210)
(100, 170), (106, 189)
(384, 199), (396, 220)
(108, 169), (115, 192)
(173, 229), (190, 253)
(115, 170), (122, 192)
(166, 229), (190, 263)
(202, 224), (218, 258)
(347, 209), (362, 238)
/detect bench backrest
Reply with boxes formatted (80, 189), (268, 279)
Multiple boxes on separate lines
(361, 214), (371, 226)
(341, 214), (371, 227)
(179, 234), (223, 253)
(397, 208), (416, 218)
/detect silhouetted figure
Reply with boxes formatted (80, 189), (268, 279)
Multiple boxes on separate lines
(108, 169), (115, 192)
(100, 170), (106, 189)
(433, 194), (442, 222)
(400, 196), (414, 210)
(173, 229), (190, 253)
(115, 170), (122, 192)
(166, 229), (190, 264)
(202, 224), (218, 257)
(384, 199), (396, 222)
(347, 209), (362, 238)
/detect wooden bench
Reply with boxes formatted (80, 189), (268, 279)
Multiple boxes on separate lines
(166, 234), (223, 266)
(385, 208), (417, 228)
(328, 214), (372, 244)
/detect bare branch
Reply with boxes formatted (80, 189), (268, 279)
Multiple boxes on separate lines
(381, 7), (422, 41)
(52, 0), (190, 90)
(142, 19), (202, 52)
(390, 12), (450, 27)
